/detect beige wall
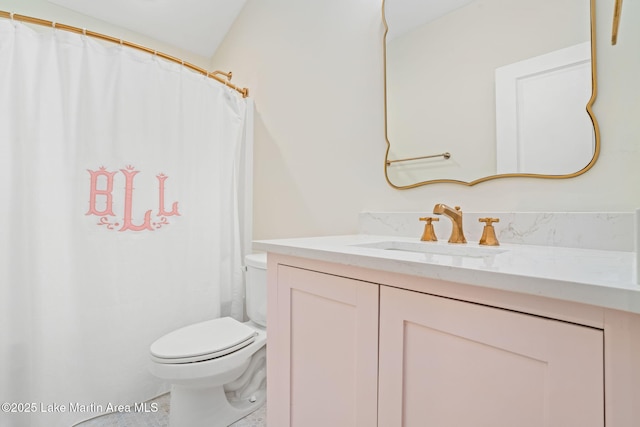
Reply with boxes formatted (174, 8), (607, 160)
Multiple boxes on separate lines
(2, 0), (638, 241)
(213, 0), (640, 240)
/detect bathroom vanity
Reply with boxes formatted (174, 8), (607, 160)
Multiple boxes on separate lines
(256, 221), (639, 427)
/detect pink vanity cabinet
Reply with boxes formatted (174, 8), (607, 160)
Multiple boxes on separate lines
(267, 262), (379, 426)
(266, 253), (640, 427)
(379, 286), (602, 426)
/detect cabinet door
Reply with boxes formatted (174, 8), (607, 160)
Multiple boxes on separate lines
(270, 265), (379, 427)
(379, 286), (604, 427)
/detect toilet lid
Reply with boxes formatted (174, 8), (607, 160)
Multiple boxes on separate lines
(150, 317), (257, 364)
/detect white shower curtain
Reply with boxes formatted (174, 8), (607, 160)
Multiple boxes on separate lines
(0, 18), (252, 427)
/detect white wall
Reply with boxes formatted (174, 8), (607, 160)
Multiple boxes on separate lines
(212, 0), (640, 240)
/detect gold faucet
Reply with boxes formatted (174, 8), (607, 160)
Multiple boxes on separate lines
(433, 204), (467, 243)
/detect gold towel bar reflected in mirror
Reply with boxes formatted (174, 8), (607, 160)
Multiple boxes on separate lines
(386, 152), (451, 166)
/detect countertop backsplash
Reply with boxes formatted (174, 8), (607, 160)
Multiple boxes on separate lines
(359, 211), (635, 252)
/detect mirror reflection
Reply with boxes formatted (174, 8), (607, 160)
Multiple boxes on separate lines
(383, 0), (598, 187)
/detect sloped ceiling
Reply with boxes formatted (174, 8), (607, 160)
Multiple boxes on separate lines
(385, 0), (475, 40)
(47, 0), (247, 58)
(46, 0), (473, 57)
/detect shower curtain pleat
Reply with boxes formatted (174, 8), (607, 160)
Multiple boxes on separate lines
(0, 19), (250, 427)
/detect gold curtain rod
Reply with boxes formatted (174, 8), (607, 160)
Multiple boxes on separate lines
(0, 10), (249, 98)
(386, 152), (451, 166)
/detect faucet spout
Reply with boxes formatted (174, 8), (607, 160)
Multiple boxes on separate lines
(433, 204), (467, 244)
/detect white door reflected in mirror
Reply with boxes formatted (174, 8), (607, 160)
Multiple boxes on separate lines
(495, 42), (594, 175)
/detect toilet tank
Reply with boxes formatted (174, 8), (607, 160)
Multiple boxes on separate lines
(244, 253), (267, 327)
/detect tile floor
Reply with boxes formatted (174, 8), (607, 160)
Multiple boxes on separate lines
(74, 393), (266, 427)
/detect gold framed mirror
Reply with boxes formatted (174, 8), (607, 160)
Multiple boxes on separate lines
(383, 0), (599, 188)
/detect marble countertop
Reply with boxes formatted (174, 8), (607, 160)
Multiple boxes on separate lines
(254, 234), (640, 315)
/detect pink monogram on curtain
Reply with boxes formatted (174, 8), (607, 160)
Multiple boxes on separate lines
(86, 165), (180, 231)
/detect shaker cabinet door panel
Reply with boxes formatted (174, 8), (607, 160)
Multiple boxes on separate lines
(273, 265), (379, 427)
(378, 286), (604, 427)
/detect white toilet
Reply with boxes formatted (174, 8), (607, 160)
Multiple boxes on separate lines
(149, 253), (268, 427)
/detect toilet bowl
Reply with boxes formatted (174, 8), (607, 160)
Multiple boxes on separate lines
(149, 253), (267, 427)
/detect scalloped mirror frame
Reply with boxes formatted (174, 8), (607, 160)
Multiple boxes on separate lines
(382, 0), (600, 189)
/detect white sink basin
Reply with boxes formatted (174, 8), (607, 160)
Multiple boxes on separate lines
(353, 240), (508, 258)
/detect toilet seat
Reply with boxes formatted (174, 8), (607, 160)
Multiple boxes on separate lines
(150, 317), (257, 364)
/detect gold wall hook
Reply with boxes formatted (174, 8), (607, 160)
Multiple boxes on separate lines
(419, 217), (439, 241)
(479, 218), (500, 246)
(612, 0), (623, 45)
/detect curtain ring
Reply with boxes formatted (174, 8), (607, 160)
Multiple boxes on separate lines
(9, 12), (14, 21)
(52, 21), (57, 28)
